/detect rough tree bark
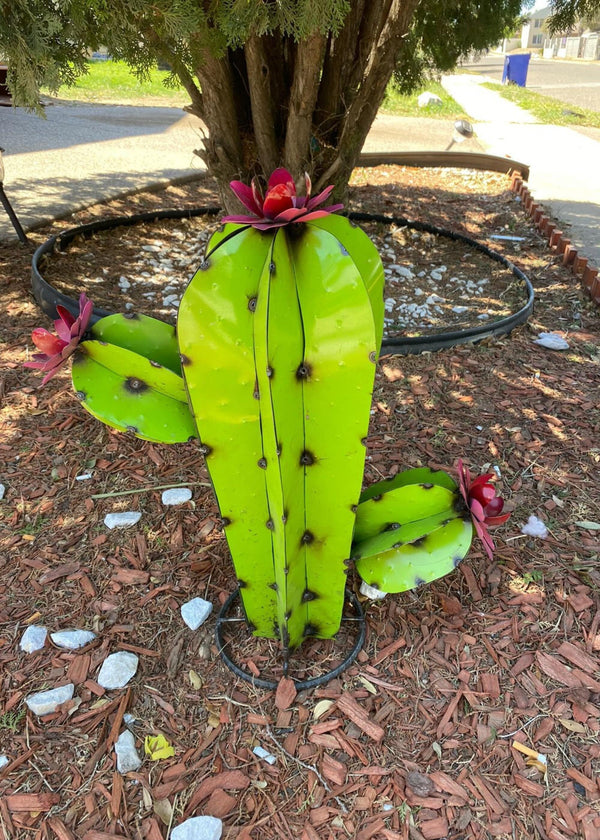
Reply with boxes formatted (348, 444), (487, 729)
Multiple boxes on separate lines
(176, 1), (420, 212)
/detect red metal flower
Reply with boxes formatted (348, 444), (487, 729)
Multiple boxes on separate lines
(223, 167), (343, 231)
(24, 293), (93, 384)
(456, 459), (510, 561)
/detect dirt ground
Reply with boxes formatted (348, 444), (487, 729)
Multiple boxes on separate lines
(1, 166), (599, 840)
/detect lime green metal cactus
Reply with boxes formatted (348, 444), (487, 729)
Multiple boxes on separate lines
(178, 170), (384, 652)
(24, 172), (511, 668)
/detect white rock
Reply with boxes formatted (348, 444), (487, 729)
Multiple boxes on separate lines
(181, 598), (213, 631)
(97, 652), (139, 689)
(104, 511), (141, 529)
(253, 745), (277, 765)
(417, 91), (442, 108)
(118, 277), (131, 289)
(51, 629), (96, 650)
(171, 817), (223, 840)
(430, 270), (443, 282)
(0, 755), (9, 770)
(75, 473), (93, 481)
(125, 303), (134, 311)
(123, 712), (137, 726)
(452, 306), (468, 314)
(20, 625), (48, 653)
(521, 515), (549, 539)
(535, 332), (569, 350)
(389, 265), (414, 279)
(115, 730), (142, 773)
(360, 581), (388, 600)
(162, 487), (192, 506)
(142, 244), (161, 252)
(26, 683), (74, 716)
(0, 483), (5, 501)
(477, 313), (490, 320)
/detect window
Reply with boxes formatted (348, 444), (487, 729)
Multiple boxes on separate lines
(532, 34), (543, 45)
(534, 19), (541, 27)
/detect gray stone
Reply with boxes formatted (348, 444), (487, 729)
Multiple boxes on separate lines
(97, 651), (139, 689)
(0, 755), (9, 770)
(521, 515), (549, 539)
(26, 683), (74, 715)
(452, 305), (469, 314)
(51, 629), (96, 650)
(20, 625), (48, 653)
(104, 511), (142, 529)
(162, 487), (192, 506)
(181, 598), (213, 631)
(0, 483), (5, 501)
(535, 332), (569, 350)
(171, 816), (223, 840)
(417, 91), (442, 108)
(115, 730), (142, 773)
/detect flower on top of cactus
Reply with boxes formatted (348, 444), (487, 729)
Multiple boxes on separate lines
(456, 459), (510, 561)
(24, 293), (93, 384)
(223, 167), (344, 230)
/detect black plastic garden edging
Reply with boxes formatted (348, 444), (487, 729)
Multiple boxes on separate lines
(31, 205), (534, 355)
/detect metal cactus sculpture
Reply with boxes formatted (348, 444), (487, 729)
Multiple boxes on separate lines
(24, 169), (510, 669)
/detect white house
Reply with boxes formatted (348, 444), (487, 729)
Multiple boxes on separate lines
(521, 6), (553, 49)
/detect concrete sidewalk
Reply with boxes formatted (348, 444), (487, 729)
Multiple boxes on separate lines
(442, 73), (600, 265)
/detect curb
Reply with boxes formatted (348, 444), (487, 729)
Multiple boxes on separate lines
(509, 172), (600, 307)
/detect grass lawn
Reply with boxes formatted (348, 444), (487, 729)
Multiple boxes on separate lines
(482, 81), (600, 128)
(42, 59), (188, 107)
(380, 80), (467, 119)
(45, 61), (467, 119)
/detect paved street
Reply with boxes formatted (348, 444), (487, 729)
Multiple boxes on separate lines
(461, 53), (600, 112)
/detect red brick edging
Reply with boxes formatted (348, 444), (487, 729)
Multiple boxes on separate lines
(510, 172), (600, 307)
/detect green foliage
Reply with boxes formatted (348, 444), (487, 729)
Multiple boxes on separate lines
(381, 81), (465, 119)
(546, 0), (600, 33)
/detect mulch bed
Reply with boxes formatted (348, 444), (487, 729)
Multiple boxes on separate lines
(1, 165), (600, 840)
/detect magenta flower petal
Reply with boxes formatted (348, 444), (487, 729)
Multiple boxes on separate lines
(263, 183), (296, 218)
(268, 168), (295, 190)
(274, 206), (309, 223)
(229, 180), (263, 216)
(455, 459), (510, 561)
(301, 205), (345, 222)
(224, 169), (343, 230)
(31, 328), (65, 356)
(306, 184), (335, 211)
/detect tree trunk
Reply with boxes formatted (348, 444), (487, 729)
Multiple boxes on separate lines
(185, 2), (420, 212)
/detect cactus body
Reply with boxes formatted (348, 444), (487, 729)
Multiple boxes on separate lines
(352, 467), (473, 594)
(178, 218), (382, 650)
(71, 340), (196, 443)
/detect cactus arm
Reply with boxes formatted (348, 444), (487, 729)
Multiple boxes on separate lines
(290, 224), (377, 639)
(178, 228), (278, 638)
(356, 517), (473, 593)
(353, 484), (458, 543)
(71, 341), (197, 443)
(90, 313), (181, 374)
(360, 467), (458, 503)
(307, 215), (385, 353)
(352, 509), (455, 562)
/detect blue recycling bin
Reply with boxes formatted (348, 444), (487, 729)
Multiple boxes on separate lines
(502, 53), (531, 87)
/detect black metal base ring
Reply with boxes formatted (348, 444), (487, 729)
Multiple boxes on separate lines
(215, 588), (366, 691)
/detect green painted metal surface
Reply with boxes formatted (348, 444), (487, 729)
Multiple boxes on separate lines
(91, 312), (181, 373)
(71, 340), (196, 443)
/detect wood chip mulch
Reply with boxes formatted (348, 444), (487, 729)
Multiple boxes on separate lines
(1, 165), (599, 840)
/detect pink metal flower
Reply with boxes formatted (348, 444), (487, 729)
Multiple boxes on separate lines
(456, 459), (510, 561)
(223, 167), (343, 230)
(24, 293), (93, 384)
